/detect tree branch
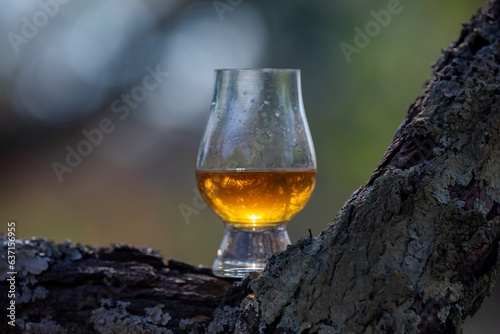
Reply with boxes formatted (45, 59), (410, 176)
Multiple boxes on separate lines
(2, 1), (500, 333)
(0, 239), (235, 333)
(211, 0), (500, 332)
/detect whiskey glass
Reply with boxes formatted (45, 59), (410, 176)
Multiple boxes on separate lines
(196, 68), (316, 278)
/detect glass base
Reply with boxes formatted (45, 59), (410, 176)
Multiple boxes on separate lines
(212, 224), (291, 278)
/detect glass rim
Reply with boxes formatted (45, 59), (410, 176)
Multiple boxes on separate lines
(214, 68), (300, 73)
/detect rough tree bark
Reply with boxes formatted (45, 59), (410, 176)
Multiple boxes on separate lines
(0, 240), (236, 333)
(2, 0), (500, 333)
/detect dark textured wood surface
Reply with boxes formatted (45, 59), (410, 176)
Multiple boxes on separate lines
(0, 240), (235, 333)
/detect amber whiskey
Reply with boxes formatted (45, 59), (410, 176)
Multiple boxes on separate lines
(196, 169), (316, 228)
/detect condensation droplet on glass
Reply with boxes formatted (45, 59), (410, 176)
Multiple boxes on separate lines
(259, 101), (270, 110)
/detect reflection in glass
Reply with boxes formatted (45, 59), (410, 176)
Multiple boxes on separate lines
(196, 68), (316, 278)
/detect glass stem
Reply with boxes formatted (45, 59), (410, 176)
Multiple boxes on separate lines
(212, 223), (291, 278)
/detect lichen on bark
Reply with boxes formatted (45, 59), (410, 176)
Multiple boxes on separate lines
(0, 237), (233, 333)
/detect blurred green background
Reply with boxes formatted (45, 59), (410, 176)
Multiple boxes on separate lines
(0, 0), (497, 332)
